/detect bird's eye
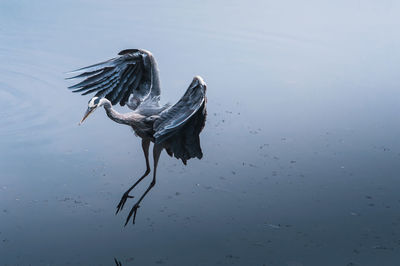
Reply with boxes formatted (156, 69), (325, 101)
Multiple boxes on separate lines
(94, 98), (100, 105)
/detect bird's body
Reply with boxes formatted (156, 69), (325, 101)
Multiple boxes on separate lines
(67, 49), (207, 225)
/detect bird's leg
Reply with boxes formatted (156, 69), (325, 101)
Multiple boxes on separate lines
(125, 144), (163, 226)
(116, 139), (151, 214)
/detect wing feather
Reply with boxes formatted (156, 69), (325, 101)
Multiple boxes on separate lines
(82, 76), (119, 96)
(66, 49), (161, 109)
(154, 76), (207, 164)
(68, 68), (115, 89)
(72, 71), (119, 94)
(113, 64), (136, 103)
(65, 68), (103, 80)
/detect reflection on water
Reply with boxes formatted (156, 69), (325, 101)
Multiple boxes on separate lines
(1, 0), (400, 265)
(114, 258), (122, 266)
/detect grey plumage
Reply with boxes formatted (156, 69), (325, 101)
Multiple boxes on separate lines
(66, 49), (207, 225)
(68, 49), (160, 108)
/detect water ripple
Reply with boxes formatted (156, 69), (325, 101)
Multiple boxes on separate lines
(0, 55), (64, 148)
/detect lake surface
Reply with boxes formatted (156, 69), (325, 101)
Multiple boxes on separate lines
(1, 1), (400, 265)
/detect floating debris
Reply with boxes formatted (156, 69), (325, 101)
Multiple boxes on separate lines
(259, 144), (269, 149)
(225, 254), (240, 259)
(372, 245), (392, 250)
(266, 223), (281, 229)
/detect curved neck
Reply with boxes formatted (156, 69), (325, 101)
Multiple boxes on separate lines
(100, 99), (130, 125)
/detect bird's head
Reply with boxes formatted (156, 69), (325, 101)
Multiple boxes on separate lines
(79, 96), (103, 125)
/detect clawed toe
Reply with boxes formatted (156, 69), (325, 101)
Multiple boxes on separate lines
(116, 193), (134, 214)
(124, 204), (140, 226)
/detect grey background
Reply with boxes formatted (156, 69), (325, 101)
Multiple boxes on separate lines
(1, 0), (400, 265)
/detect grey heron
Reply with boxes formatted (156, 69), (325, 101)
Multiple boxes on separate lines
(66, 49), (207, 225)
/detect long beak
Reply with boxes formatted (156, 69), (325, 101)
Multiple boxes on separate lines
(79, 107), (96, 125)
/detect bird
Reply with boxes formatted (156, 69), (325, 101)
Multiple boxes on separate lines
(66, 49), (207, 225)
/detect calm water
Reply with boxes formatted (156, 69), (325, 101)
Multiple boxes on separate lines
(1, 1), (400, 265)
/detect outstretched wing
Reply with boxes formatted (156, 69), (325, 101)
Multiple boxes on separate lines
(66, 49), (161, 109)
(154, 76), (207, 165)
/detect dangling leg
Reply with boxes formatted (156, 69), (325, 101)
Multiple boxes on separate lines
(125, 144), (163, 226)
(116, 138), (151, 214)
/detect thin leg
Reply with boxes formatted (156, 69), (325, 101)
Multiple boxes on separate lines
(125, 144), (163, 226)
(116, 138), (151, 214)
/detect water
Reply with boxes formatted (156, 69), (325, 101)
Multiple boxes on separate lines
(1, 0), (400, 265)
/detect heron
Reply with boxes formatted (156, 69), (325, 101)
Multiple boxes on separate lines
(66, 49), (207, 225)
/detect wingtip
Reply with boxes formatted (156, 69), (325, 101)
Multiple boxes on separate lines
(118, 49), (140, 55)
(64, 70), (83, 80)
(65, 68), (86, 74)
(193, 75), (206, 87)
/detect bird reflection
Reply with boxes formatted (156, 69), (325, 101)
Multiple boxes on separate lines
(66, 49), (207, 225)
(114, 258), (122, 266)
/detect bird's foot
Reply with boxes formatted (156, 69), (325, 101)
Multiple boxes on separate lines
(116, 192), (134, 214)
(125, 204), (140, 226)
